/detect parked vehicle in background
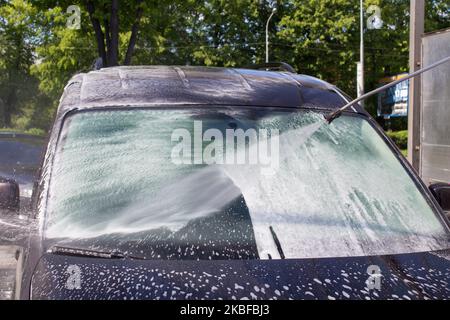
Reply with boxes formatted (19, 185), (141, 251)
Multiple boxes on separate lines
(0, 132), (45, 207)
(0, 65), (449, 300)
(377, 73), (409, 119)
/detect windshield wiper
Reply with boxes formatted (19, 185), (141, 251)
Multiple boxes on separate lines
(269, 226), (285, 259)
(49, 245), (145, 260)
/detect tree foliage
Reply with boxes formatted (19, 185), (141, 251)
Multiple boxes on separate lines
(0, 0), (40, 127)
(0, 0), (449, 131)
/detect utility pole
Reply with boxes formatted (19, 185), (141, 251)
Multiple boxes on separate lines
(357, 0), (365, 108)
(265, 8), (277, 63)
(408, 0), (424, 171)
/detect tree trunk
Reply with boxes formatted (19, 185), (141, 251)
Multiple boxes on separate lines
(0, 98), (4, 127)
(109, 0), (120, 66)
(104, 18), (111, 58)
(86, 1), (107, 67)
(4, 88), (17, 128)
(124, 1), (144, 65)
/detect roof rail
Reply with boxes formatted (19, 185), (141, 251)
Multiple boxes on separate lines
(244, 62), (296, 73)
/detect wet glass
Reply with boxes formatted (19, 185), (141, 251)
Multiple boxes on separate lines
(45, 108), (449, 260)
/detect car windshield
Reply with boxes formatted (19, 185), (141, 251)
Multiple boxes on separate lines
(45, 107), (449, 260)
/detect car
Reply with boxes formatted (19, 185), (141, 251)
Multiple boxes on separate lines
(0, 64), (449, 300)
(0, 132), (45, 201)
(0, 132), (44, 299)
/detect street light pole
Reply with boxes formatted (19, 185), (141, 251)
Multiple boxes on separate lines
(265, 8), (277, 63)
(358, 0), (365, 108)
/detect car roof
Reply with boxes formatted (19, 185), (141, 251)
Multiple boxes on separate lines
(58, 66), (362, 114)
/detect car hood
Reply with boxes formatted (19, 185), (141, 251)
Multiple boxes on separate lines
(30, 249), (450, 300)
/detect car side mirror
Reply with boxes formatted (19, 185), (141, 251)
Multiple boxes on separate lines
(0, 178), (20, 212)
(429, 183), (450, 212)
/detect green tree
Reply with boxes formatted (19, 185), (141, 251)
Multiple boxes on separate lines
(277, 0), (379, 96)
(31, 6), (97, 102)
(276, 0), (449, 116)
(2, 0), (450, 131)
(0, 0), (43, 127)
(426, 0), (450, 31)
(34, 0), (152, 67)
